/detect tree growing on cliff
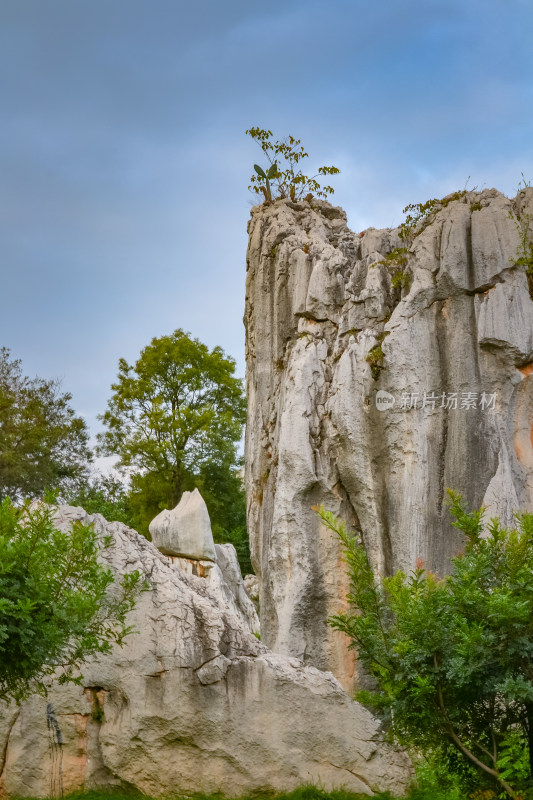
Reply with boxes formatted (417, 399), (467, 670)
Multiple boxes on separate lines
(0, 348), (92, 502)
(246, 127), (340, 203)
(97, 330), (249, 568)
(0, 499), (143, 704)
(319, 494), (533, 800)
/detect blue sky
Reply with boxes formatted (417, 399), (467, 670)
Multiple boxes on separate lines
(1, 0), (532, 456)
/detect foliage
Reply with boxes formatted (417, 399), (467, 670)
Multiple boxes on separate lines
(90, 690), (105, 723)
(365, 333), (389, 380)
(319, 494), (533, 799)
(246, 127), (340, 203)
(373, 247), (411, 292)
(0, 498), (144, 704)
(508, 193), (533, 301)
(65, 473), (134, 528)
(0, 348), (92, 502)
(365, 344), (384, 379)
(97, 329), (251, 573)
(15, 781), (474, 800)
(193, 459), (252, 575)
(398, 189), (467, 245)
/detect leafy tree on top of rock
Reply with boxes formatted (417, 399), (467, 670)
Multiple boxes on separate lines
(246, 127), (340, 203)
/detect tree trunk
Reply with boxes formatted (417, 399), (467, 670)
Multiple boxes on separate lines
(525, 701), (533, 779)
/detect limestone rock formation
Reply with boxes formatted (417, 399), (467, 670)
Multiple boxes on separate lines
(149, 487), (216, 560)
(0, 506), (411, 797)
(244, 573), (259, 604)
(244, 188), (533, 687)
(206, 543), (260, 635)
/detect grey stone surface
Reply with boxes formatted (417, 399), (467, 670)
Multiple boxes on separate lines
(205, 543), (260, 635)
(244, 189), (533, 687)
(149, 487), (216, 560)
(244, 573), (259, 603)
(0, 506), (411, 797)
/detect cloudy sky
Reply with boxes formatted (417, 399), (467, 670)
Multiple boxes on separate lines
(1, 0), (532, 456)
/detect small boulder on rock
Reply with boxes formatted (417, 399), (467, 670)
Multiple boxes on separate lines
(149, 488), (216, 561)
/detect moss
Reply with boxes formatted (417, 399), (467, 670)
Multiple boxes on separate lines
(391, 269), (411, 291)
(366, 344), (384, 380)
(365, 332), (390, 380)
(470, 201), (483, 212)
(509, 208), (533, 301)
(374, 247), (411, 293)
(91, 690), (105, 723)
(343, 328), (362, 338)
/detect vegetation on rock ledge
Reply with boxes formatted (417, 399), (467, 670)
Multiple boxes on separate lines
(246, 127), (340, 203)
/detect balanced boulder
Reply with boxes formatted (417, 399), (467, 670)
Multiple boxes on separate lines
(149, 488), (216, 561)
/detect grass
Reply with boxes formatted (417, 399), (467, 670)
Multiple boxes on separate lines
(16, 783), (476, 800)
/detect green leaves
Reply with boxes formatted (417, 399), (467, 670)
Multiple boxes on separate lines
(0, 499), (144, 704)
(96, 329), (249, 568)
(398, 190), (467, 245)
(321, 498), (533, 798)
(508, 200), (533, 301)
(0, 348), (92, 502)
(246, 127), (340, 203)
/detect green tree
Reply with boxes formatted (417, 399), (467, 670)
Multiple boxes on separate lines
(195, 459), (251, 574)
(0, 498), (143, 704)
(0, 348), (91, 502)
(66, 472), (135, 528)
(319, 494), (533, 800)
(97, 330), (250, 569)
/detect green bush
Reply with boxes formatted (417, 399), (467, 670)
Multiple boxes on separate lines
(0, 499), (143, 704)
(318, 494), (533, 799)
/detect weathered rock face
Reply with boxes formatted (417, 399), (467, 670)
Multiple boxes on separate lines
(244, 188), (533, 686)
(149, 487), (216, 560)
(0, 506), (411, 797)
(207, 543), (261, 635)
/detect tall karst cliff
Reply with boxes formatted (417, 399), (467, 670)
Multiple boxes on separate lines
(245, 187), (533, 687)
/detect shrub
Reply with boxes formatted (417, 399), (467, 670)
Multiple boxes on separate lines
(0, 499), (144, 704)
(246, 127), (340, 203)
(318, 493), (533, 799)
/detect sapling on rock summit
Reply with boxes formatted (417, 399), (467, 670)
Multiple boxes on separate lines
(246, 127), (340, 203)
